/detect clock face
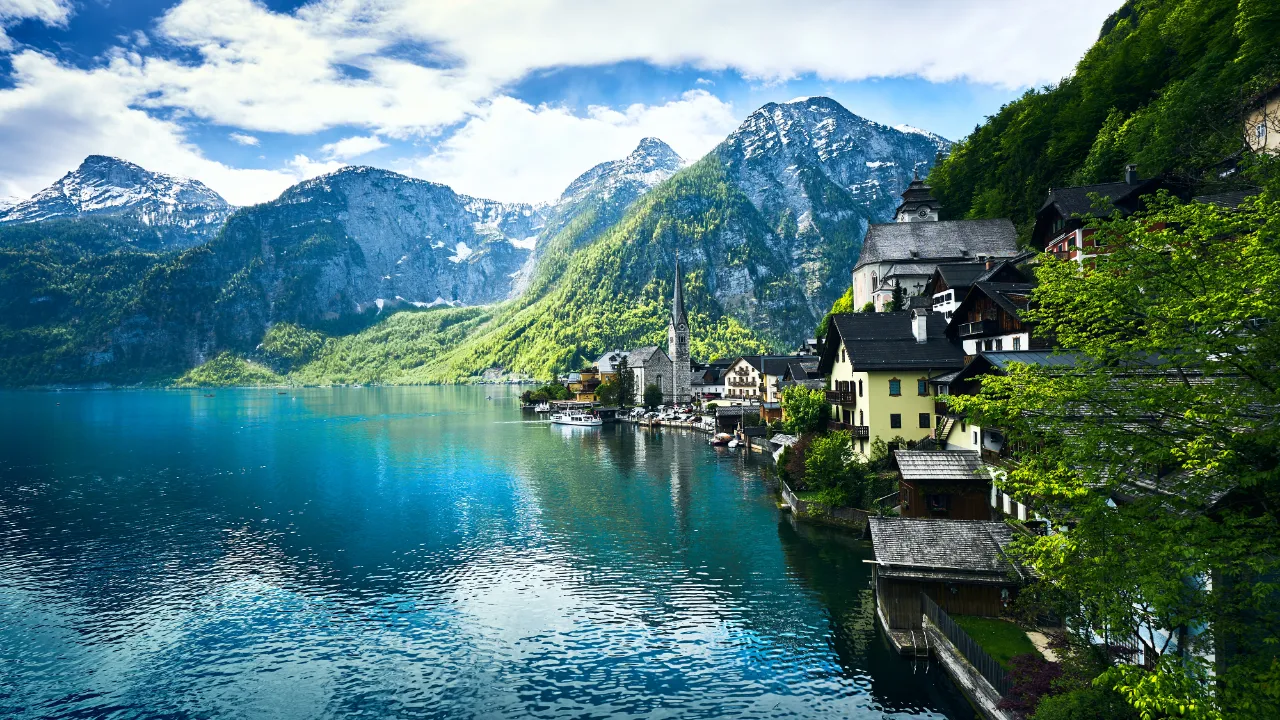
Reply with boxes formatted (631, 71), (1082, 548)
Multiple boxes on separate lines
(917, 206), (930, 218)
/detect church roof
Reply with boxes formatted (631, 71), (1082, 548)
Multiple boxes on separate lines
(671, 254), (688, 328)
(856, 219), (1019, 270)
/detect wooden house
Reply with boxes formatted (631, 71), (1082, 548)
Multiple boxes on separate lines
(894, 450), (993, 520)
(869, 517), (1025, 638)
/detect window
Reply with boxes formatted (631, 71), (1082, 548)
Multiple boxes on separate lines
(926, 493), (951, 513)
(973, 431), (979, 445)
(889, 378), (901, 396)
(995, 338), (1003, 351)
(1013, 336), (1022, 351)
(890, 414), (902, 429)
(919, 413), (931, 429)
(858, 410), (864, 425)
(1258, 122), (1267, 142)
(858, 379), (863, 397)
(917, 378), (928, 396)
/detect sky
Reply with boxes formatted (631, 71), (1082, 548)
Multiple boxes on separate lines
(0, 0), (1123, 206)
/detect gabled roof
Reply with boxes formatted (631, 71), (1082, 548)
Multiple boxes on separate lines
(974, 281), (1035, 320)
(628, 346), (667, 365)
(869, 517), (1021, 583)
(1037, 180), (1158, 218)
(1191, 188), (1261, 209)
(595, 350), (629, 373)
(856, 218), (1019, 270)
(949, 350), (1085, 386)
(819, 311), (965, 374)
(883, 262), (941, 280)
(895, 450), (987, 482)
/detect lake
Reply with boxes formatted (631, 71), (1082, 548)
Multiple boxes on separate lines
(0, 387), (973, 719)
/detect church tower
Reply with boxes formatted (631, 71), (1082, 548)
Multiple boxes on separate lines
(668, 253), (692, 404)
(894, 168), (941, 222)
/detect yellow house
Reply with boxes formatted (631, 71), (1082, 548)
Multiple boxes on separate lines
(1246, 82), (1279, 154)
(818, 310), (965, 459)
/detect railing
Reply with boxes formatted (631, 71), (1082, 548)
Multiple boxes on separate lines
(934, 400), (951, 416)
(827, 421), (870, 437)
(921, 593), (1012, 697)
(825, 390), (856, 406)
(959, 319), (997, 337)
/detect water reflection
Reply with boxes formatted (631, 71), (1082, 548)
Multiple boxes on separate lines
(0, 388), (972, 719)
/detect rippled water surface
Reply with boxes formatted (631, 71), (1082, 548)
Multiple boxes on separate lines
(0, 388), (972, 719)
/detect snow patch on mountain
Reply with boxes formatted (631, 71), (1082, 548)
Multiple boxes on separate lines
(0, 156), (233, 244)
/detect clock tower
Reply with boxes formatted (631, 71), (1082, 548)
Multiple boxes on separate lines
(667, 253), (692, 404)
(893, 169), (941, 223)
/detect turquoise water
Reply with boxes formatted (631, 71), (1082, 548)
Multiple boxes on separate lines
(0, 387), (972, 719)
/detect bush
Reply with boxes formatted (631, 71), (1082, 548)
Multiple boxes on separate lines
(780, 433), (813, 487)
(999, 654), (1064, 714)
(741, 412), (762, 427)
(1031, 687), (1138, 720)
(643, 383), (663, 409)
(595, 379), (621, 406)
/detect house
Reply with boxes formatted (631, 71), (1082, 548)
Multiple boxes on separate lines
(778, 358), (824, 391)
(869, 517), (1025, 639)
(817, 309), (965, 458)
(1031, 166), (1170, 257)
(853, 194), (1020, 313)
(693, 358), (733, 400)
(1245, 81), (1280, 154)
(944, 280), (1041, 356)
(722, 355), (817, 405)
(566, 367), (602, 402)
(894, 450), (993, 521)
(923, 256), (1032, 321)
(594, 350), (630, 382)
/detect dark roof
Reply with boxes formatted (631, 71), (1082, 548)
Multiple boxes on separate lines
(1191, 189), (1261, 209)
(932, 262), (990, 291)
(950, 350), (1085, 385)
(973, 282), (1035, 320)
(820, 311), (965, 374)
(1037, 179), (1159, 218)
(781, 359), (820, 381)
(763, 355), (815, 376)
(857, 219), (1019, 269)
(883, 262), (940, 279)
(895, 450), (987, 481)
(869, 517), (1021, 582)
(905, 295), (932, 310)
(894, 178), (941, 216)
(628, 346), (667, 365)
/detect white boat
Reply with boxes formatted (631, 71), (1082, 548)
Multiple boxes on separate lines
(534, 402), (551, 412)
(550, 411), (602, 427)
(727, 438), (740, 448)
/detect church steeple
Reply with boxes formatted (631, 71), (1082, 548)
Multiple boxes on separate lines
(672, 251), (688, 329)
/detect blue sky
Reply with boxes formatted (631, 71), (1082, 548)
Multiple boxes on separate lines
(0, 0), (1122, 205)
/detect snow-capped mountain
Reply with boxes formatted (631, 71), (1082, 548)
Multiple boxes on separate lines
(509, 137), (684, 296)
(0, 156), (233, 246)
(712, 96), (951, 315)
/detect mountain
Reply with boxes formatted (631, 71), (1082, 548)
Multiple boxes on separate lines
(0, 156), (233, 248)
(283, 100), (952, 383)
(927, 0), (1277, 231)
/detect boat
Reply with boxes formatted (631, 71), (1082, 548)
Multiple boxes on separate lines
(709, 433), (733, 446)
(727, 438), (740, 449)
(550, 411), (603, 427)
(534, 402), (551, 412)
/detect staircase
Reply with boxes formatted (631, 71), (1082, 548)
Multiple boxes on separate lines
(935, 416), (956, 447)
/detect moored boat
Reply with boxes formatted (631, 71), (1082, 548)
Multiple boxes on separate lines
(534, 402), (551, 412)
(550, 411), (603, 427)
(709, 433), (733, 446)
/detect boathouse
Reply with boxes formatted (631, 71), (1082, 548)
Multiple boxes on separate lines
(869, 517), (1024, 643)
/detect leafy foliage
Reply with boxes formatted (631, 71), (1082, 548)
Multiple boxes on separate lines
(173, 352), (282, 387)
(780, 384), (827, 435)
(595, 380), (621, 407)
(643, 383), (663, 409)
(1000, 654), (1065, 713)
(927, 0), (1280, 235)
(946, 193), (1280, 718)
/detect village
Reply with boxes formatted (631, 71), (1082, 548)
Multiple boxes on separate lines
(510, 85), (1280, 720)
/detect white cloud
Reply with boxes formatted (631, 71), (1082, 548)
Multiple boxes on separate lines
(413, 91), (735, 203)
(229, 131), (259, 146)
(0, 51), (299, 205)
(0, 0), (1122, 204)
(0, 0), (71, 50)
(321, 134), (386, 160)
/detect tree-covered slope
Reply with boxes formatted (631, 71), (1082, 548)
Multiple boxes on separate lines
(928, 0), (1280, 232)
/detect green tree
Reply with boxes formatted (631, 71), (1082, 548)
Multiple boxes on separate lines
(643, 383), (664, 409)
(780, 384), (827, 435)
(948, 192), (1280, 719)
(616, 355), (635, 407)
(884, 281), (905, 312)
(595, 380), (621, 407)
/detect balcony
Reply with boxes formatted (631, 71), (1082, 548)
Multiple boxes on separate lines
(934, 400), (952, 416)
(959, 319), (998, 338)
(828, 420), (870, 438)
(726, 377), (756, 387)
(825, 390), (857, 406)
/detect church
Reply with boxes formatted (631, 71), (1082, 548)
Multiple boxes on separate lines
(851, 175), (1020, 312)
(611, 255), (693, 406)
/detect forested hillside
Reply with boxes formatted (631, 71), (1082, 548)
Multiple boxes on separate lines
(928, 0), (1280, 233)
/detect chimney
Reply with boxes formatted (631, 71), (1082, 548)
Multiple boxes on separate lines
(985, 259), (994, 270)
(1124, 164), (1139, 185)
(912, 309), (928, 344)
